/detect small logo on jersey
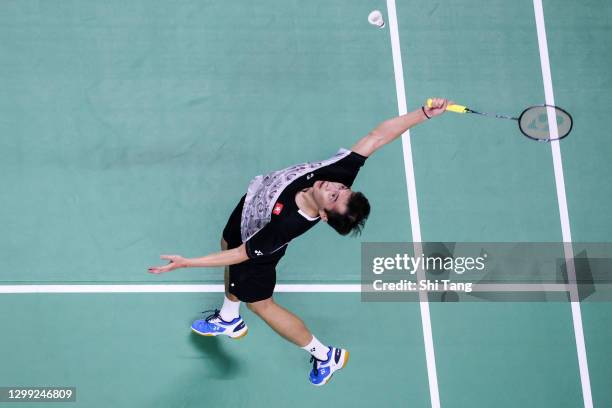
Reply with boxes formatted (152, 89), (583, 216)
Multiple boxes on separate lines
(254, 250), (263, 256)
(306, 173), (314, 180)
(272, 202), (284, 215)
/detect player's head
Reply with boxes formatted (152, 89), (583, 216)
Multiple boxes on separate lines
(314, 180), (370, 236)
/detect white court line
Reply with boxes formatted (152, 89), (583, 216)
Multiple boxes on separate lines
(0, 283), (577, 294)
(0, 284), (359, 294)
(386, 1), (440, 407)
(532, 1), (593, 407)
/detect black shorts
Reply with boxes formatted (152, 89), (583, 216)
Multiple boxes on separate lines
(222, 195), (282, 303)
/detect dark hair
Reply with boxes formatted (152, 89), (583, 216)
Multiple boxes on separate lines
(326, 191), (370, 236)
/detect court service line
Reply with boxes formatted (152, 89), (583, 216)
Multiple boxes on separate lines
(532, 1), (593, 407)
(386, 1), (440, 408)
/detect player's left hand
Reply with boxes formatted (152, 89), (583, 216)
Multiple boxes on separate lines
(424, 98), (451, 118)
(148, 255), (187, 274)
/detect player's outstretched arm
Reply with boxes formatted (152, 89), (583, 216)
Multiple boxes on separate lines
(148, 244), (249, 274)
(351, 98), (449, 157)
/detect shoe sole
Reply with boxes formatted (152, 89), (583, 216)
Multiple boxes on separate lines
(191, 327), (248, 339)
(313, 350), (350, 387)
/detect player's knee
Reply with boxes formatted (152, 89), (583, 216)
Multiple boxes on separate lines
(247, 298), (274, 315)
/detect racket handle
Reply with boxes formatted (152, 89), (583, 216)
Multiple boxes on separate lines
(426, 98), (468, 114)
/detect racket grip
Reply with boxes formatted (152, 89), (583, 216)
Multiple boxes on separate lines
(426, 98), (468, 114)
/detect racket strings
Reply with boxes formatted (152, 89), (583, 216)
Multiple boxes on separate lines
(518, 106), (572, 141)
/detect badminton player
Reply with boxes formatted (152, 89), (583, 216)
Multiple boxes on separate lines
(148, 98), (449, 386)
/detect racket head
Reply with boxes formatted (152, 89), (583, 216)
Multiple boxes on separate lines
(517, 105), (573, 142)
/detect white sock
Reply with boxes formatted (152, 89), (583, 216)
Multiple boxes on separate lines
(301, 335), (330, 361)
(219, 295), (241, 322)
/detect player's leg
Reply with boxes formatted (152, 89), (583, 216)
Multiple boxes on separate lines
(190, 238), (247, 338)
(221, 237), (240, 302)
(219, 195), (245, 302)
(219, 237), (241, 318)
(247, 297), (349, 386)
(246, 297), (311, 346)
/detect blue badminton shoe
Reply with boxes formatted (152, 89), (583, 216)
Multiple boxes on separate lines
(308, 346), (349, 386)
(191, 309), (248, 339)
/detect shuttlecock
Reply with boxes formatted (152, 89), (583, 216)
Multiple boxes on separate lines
(368, 10), (385, 28)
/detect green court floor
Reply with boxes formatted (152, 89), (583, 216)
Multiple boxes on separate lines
(1, 1), (611, 407)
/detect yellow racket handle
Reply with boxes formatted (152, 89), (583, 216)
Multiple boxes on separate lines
(426, 98), (468, 114)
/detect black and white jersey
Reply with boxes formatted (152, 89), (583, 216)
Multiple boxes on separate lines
(240, 148), (367, 259)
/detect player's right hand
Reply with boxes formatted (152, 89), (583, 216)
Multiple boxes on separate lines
(424, 98), (451, 118)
